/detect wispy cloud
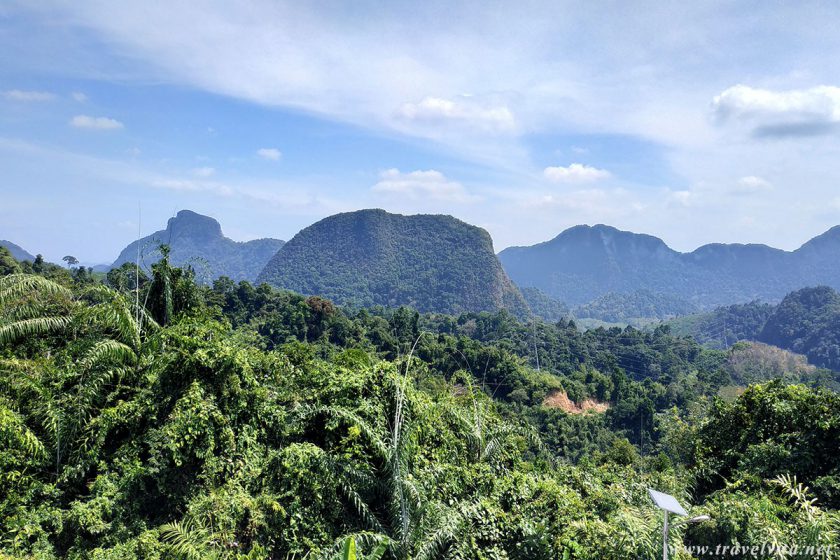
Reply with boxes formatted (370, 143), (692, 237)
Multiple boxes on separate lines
(372, 168), (476, 202)
(734, 175), (772, 194)
(397, 96), (516, 133)
(151, 178), (232, 196)
(71, 92), (88, 102)
(70, 115), (123, 130)
(256, 148), (281, 161)
(3, 89), (55, 101)
(8, 2), (840, 255)
(543, 163), (611, 183)
(191, 166), (216, 177)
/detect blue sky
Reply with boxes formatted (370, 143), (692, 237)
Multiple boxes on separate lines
(3, 1), (840, 263)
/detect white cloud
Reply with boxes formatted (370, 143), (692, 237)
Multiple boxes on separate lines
(734, 175), (772, 194)
(71, 92), (88, 102)
(70, 114), (123, 130)
(543, 163), (611, 183)
(667, 190), (697, 207)
(372, 168), (474, 202)
(3, 89), (55, 101)
(712, 85), (840, 137)
(398, 96), (516, 132)
(192, 166), (216, 177)
(256, 147), (281, 161)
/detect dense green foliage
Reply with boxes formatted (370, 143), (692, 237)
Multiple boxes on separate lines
(499, 223), (840, 314)
(110, 210), (284, 283)
(690, 382), (840, 507)
(1, 249), (838, 558)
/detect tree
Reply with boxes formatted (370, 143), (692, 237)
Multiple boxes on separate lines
(146, 244), (202, 326)
(62, 255), (79, 268)
(301, 369), (470, 559)
(32, 254), (44, 273)
(0, 247), (21, 277)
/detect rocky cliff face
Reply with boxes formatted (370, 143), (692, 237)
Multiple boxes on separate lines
(110, 210), (284, 283)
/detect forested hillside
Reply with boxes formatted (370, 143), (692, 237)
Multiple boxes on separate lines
(499, 223), (840, 313)
(519, 286), (570, 322)
(574, 289), (700, 323)
(258, 209), (529, 316)
(671, 286), (840, 371)
(669, 301), (776, 349)
(1, 249), (838, 558)
(0, 240), (35, 262)
(110, 210), (284, 283)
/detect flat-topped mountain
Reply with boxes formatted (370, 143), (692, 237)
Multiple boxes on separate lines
(499, 224), (840, 310)
(110, 210), (284, 283)
(0, 240), (35, 262)
(257, 209), (529, 315)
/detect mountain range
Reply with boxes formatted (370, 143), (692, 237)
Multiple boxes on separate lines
(35, 210), (840, 319)
(109, 210), (284, 283)
(257, 209), (529, 316)
(0, 240), (35, 262)
(499, 223), (840, 311)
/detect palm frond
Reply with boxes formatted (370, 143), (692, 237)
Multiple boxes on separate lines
(160, 519), (219, 560)
(80, 339), (137, 371)
(771, 474), (820, 518)
(0, 274), (72, 305)
(296, 404), (389, 460)
(0, 403), (46, 459)
(413, 506), (462, 560)
(0, 316), (71, 345)
(1, 302), (56, 322)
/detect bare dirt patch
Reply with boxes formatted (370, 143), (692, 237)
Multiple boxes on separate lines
(543, 390), (609, 414)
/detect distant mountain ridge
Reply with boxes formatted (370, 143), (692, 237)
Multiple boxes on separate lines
(257, 209), (529, 316)
(499, 224), (840, 310)
(0, 240), (35, 262)
(110, 210), (284, 283)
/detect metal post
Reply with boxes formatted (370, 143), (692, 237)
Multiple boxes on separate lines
(663, 510), (669, 560)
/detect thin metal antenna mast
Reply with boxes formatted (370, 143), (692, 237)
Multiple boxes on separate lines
(136, 203), (141, 328)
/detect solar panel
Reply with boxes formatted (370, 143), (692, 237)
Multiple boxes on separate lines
(648, 488), (688, 516)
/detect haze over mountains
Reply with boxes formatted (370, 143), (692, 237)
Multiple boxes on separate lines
(257, 209), (529, 316)
(110, 210), (284, 283)
(499, 223), (840, 311)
